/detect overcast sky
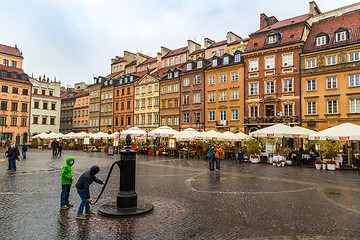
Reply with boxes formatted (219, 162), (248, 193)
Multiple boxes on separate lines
(1, 0), (358, 87)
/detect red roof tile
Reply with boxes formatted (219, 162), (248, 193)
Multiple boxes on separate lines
(0, 44), (23, 58)
(228, 38), (250, 46)
(207, 40), (227, 49)
(303, 11), (360, 52)
(162, 46), (188, 59)
(125, 60), (137, 67)
(137, 57), (157, 67)
(61, 90), (86, 99)
(254, 13), (311, 34)
(106, 72), (121, 78)
(151, 64), (185, 79)
(0, 65), (25, 74)
(189, 48), (205, 55)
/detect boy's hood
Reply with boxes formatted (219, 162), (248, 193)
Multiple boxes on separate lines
(66, 157), (74, 165)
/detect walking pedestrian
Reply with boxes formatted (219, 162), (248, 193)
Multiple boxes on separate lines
(208, 145), (215, 171)
(22, 143), (28, 159)
(8, 144), (20, 171)
(51, 138), (58, 157)
(60, 157), (75, 210)
(5, 144), (11, 170)
(75, 165), (105, 219)
(58, 139), (64, 157)
(214, 144), (223, 171)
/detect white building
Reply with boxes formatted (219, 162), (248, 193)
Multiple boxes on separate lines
(29, 75), (61, 137)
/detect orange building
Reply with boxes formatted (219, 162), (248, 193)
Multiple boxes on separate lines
(72, 90), (89, 132)
(204, 52), (244, 132)
(0, 44), (31, 145)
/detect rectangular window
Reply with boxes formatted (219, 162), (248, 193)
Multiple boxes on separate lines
(3, 59), (9, 66)
(183, 78), (189, 86)
(231, 90), (238, 100)
(162, 117), (166, 126)
(11, 102), (18, 111)
(42, 90), (46, 95)
(12, 61), (17, 68)
(212, 59), (217, 67)
(231, 72), (238, 82)
(250, 106), (258, 117)
(350, 99), (360, 113)
(168, 100), (172, 108)
(197, 61), (202, 68)
(265, 56), (274, 69)
(209, 92), (215, 102)
(1, 101), (7, 110)
(209, 111), (215, 121)
(231, 110), (239, 120)
(220, 91), (226, 101)
(180, 56), (184, 63)
(136, 88), (140, 95)
(148, 86), (152, 93)
(194, 112), (200, 123)
(336, 31), (347, 42)
(349, 52), (360, 62)
(235, 54), (241, 62)
(154, 114), (159, 124)
(220, 74), (226, 83)
(148, 115), (152, 124)
(175, 57), (178, 65)
(21, 118), (27, 127)
(168, 85), (172, 93)
(209, 76), (215, 85)
(169, 59), (173, 66)
(212, 51), (217, 56)
(183, 113), (189, 124)
(43, 102), (48, 109)
(194, 75), (201, 85)
(135, 115), (139, 125)
(316, 36), (326, 46)
(50, 118), (55, 125)
(223, 56), (229, 65)
(127, 101), (131, 109)
(250, 59), (258, 71)
(250, 83), (258, 95)
(307, 101), (316, 115)
(307, 59), (316, 68)
(220, 111), (226, 121)
(194, 93), (201, 103)
(142, 99), (145, 108)
(284, 104), (293, 116)
(142, 87), (145, 94)
(168, 117), (172, 126)
(174, 117), (179, 125)
(0, 117), (6, 126)
(42, 117), (47, 125)
(2, 86), (8, 92)
(219, 49), (225, 56)
(154, 97), (159, 106)
(51, 103), (56, 110)
(349, 74), (360, 87)
(327, 100), (338, 114)
(12, 87), (18, 94)
(266, 81), (275, 94)
(174, 84), (178, 92)
(49, 91), (53, 96)
(141, 115), (145, 124)
(33, 116), (38, 124)
(162, 86), (166, 94)
(148, 98), (152, 107)
(174, 99), (178, 108)
(127, 87), (130, 94)
(327, 77), (337, 89)
(184, 95), (189, 105)
(326, 56), (336, 65)
(283, 79), (293, 92)
(283, 54), (293, 67)
(187, 63), (191, 70)
(21, 103), (27, 112)
(11, 118), (17, 126)
(307, 80), (316, 91)
(34, 101), (39, 109)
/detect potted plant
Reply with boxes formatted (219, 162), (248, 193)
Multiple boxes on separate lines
(321, 140), (340, 165)
(314, 160), (322, 170)
(327, 160), (336, 171)
(246, 139), (261, 164)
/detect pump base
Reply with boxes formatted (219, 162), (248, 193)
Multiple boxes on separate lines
(99, 200), (153, 217)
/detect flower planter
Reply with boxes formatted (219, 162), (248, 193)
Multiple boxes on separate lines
(281, 162), (285, 167)
(327, 164), (336, 171)
(250, 155), (259, 164)
(148, 150), (153, 156)
(272, 163), (277, 166)
(285, 160), (292, 166)
(277, 163), (281, 167)
(315, 163), (322, 170)
(322, 163), (327, 170)
(104, 148), (108, 153)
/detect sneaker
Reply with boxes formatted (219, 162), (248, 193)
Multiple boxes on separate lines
(60, 206), (69, 210)
(85, 210), (95, 216)
(75, 214), (87, 220)
(67, 204), (74, 208)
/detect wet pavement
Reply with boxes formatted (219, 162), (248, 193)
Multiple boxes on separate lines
(0, 148), (360, 239)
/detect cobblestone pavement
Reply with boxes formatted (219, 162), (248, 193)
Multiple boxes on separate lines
(0, 148), (360, 239)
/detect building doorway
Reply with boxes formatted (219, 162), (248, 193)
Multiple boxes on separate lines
(23, 133), (28, 143)
(265, 105), (275, 117)
(16, 135), (20, 145)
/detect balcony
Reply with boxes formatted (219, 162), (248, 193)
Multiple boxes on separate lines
(215, 120), (228, 128)
(244, 116), (299, 125)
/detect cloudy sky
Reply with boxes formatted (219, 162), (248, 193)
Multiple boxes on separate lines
(1, 0), (358, 87)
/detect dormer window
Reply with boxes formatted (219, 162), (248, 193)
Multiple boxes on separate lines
(212, 59), (217, 67)
(335, 31), (347, 42)
(197, 61), (202, 68)
(168, 72), (173, 79)
(174, 71), (179, 78)
(235, 54), (241, 62)
(109, 80), (113, 85)
(104, 81), (108, 86)
(223, 56), (229, 65)
(316, 35), (326, 46)
(187, 63), (192, 71)
(130, 76), (133, 81)
(268, 35), (277, 44)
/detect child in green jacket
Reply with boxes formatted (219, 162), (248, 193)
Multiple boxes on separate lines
(60, 157), (74, 210)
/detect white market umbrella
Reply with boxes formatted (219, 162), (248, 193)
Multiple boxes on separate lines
(75, 132), (89, 139)
(121, 127), (147, 138)
(203, 130), (223, 141)
(289, 126), (317, 138)
(309, 123), (360, 141)
(44, 132), (63, 139)
(194, 131), (207, 140)
(32, 132), (49, 139)
(173, 130), (198, 141)
(63, 132), (78, 139)
(148, 126), (179, 138)
(221, 131), (239, 141)
(92, 132), (110, 139)
(235, 131), (250, 140)
(250, 124), (304, 138)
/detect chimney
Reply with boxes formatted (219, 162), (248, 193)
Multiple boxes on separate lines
(136, 52), (151, 65)
(187, 40), (201, 54)
(124, 51), (136, 63)
(309, 1), (322, 16)
(260, 13), (278, 29)
(15, 44), (17, 49)
(204, 38), (215, 48)
(227, 31), (241, 44)
(160, 46), (171, 57)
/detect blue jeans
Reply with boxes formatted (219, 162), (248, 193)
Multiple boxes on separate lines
(77, 188), (90, 215)
(10, 160), (16, 171)
(61, 185), (71, 207)
(209, 156), (215, 170)
(215, 158), (220, 170)
(22, 151), (26, 158)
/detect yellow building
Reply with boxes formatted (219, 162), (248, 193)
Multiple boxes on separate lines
(133, 74), (160, 131)
(100, 78), (118, 134)
(301, 11), (360, 131)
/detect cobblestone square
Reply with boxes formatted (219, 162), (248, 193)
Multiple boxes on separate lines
(1, 148), (360, 239)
